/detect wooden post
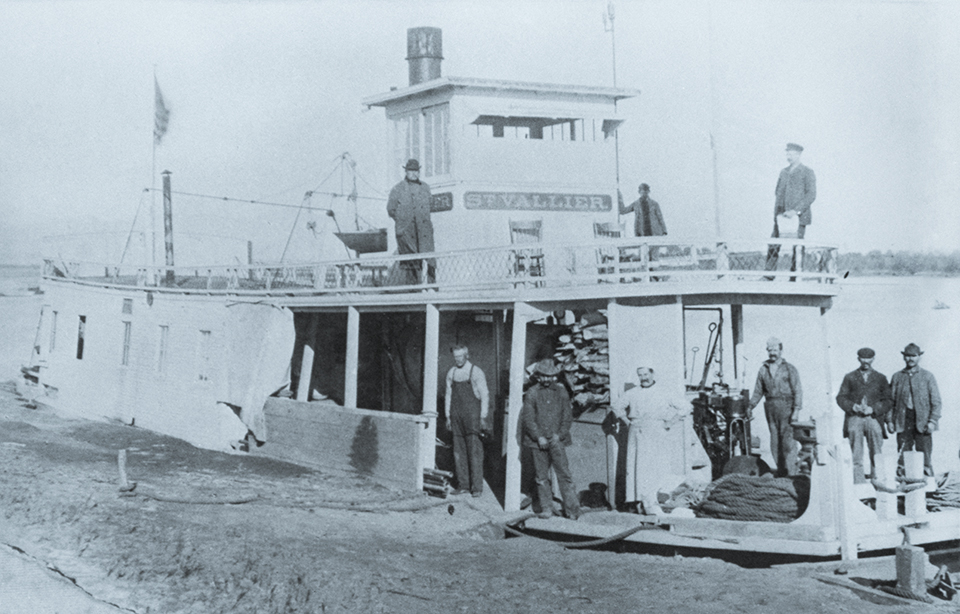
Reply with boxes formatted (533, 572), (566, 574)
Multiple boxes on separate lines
(874, 451), (898, 520)
(296, 314), (318, 401)
(605, 298), (621, 508)
(504, 303), (530, 511)
(420, 303), (440, 490)
(247, 241), (254, 281)
(344, 306), (360, 409)
(904, 451), (926, 518)
(730, 304), (743, 385)
(161, 171), (175, 287)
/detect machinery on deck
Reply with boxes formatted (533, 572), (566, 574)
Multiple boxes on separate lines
(692, 386), (761, 479)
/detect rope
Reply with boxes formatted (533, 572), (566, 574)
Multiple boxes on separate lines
(695, 473), (809, 522)
(503, 514), (652, 549)
(878, 585), (934, 604)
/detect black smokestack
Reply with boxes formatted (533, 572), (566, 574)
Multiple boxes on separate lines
(407, 27), (442, 86)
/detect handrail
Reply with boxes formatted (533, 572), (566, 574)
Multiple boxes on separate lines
(41, 238), (839, 296)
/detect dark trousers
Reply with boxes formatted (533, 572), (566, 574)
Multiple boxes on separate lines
(765, 400), (798, 477)
(898, 412), (934, 476)
(765, 223), (806, 275)
(451, 412), (484, 494)
(531, 443), (581, 517)
(452, 431), (484, 493)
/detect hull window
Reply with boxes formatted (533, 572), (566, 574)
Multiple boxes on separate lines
(49, 311), (57, 353)
(121, 321), (132, 366)
(157, 325), (169, 373)
(76, 315), (86, 360)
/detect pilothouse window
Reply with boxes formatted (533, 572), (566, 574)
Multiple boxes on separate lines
(471, 115), (592, 141)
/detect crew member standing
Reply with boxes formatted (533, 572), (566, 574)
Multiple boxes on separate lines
(888, 343), (942, 477)
(836, 348), (891, 483)
(521, 360), (581, 520)
(765, 143), (816, 273)
(444, 344), (489, 497)
(749, 337), (803, 477)
(387, 158), (435, 283)
(610, 366), (687, 515)
(618, 183), (667, 237)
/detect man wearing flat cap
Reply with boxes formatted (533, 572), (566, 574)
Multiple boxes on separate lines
(521, 359), (581, 520)
(766, 143), (817, 275)
(387, 159), (435, 284)
(836, 348), (892, 483)
(749, 337), (802, 477)
(888, 343), (942, 476)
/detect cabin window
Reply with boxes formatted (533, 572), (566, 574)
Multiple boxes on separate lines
(197, 330), (212, 382)
(76, 315), (86, 360)
(49, 311), (57, 353)
(392, 104), (449, 178)
(121, 321), (132, 366)
(122, 298), (133, 315)
(157, 325), (169, 373)
(471, 116), (591, 142)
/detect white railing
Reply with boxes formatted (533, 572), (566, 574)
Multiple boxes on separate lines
(42, 238), (839, 295)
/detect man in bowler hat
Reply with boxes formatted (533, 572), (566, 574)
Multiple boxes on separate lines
(836, 348), (891, 483)
(888, 343), (942, 476)
(387, 159), (435, 283)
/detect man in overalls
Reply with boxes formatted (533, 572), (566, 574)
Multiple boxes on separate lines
(444, 344), (489, 497)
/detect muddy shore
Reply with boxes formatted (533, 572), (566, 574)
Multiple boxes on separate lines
(0, 380), (942, 613)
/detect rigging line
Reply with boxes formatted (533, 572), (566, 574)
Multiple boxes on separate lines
(353, 168), (387, 196)
(145, 188), (385, 207)
(118, 189), (148, 266)
(279, 193), (312, 264)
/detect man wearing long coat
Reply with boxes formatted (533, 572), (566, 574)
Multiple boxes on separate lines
(766, 143), (816, 273)
(387, 159), (435, 283)
(888, 343), (942, 476)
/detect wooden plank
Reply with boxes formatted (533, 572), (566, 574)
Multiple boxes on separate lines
(504, 303), (531, 512)
(344, 306), (359, 408)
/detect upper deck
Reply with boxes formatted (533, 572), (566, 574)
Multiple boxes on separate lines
(42, 236), (839, 311)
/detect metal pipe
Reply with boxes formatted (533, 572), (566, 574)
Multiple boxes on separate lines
(162, 170), (175, 286)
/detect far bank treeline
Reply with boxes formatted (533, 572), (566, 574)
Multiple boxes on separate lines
(839, 251), (960, 276)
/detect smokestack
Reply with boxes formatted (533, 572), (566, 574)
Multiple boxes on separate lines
(407, 27), (442, 86)
(162, 170), (175, 286)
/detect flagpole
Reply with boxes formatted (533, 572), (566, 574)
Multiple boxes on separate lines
(151, 68), (158, 273)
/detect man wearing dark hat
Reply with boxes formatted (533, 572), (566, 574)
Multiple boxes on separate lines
(765, 143), (816, 275)
(521, 359), (581, 520)
(617, 183), (667, 237)
(888, 343), (942, 476)
(836, 348), (892, 483)
(387, 159), (435, 283)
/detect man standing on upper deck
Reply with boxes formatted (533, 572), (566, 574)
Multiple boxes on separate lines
(387, 159), (435, 283)
(888, 343), (942, 477)
(765, 143), (816, 274)
(618, 183), (667, 237)
(749, 337), (803, 477)
(836, 347), (891, 484)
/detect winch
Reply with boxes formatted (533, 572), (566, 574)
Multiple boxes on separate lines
(692, 385), (761, 479)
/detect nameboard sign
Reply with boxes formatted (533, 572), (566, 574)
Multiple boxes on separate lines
(431, 192), (453, 212)
(464, 191), (612, 212)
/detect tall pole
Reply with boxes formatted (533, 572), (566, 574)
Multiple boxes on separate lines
(151, 68), (158, 274)
(708, 1), (722, 239)
(605, 2), (622, 224)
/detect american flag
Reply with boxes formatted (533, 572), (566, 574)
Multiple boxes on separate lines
(154, 78), (171, 145)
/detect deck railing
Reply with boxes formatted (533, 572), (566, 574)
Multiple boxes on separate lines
(42, 238), (839, 295)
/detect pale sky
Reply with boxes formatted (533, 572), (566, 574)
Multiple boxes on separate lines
(1, 0), (957, 265)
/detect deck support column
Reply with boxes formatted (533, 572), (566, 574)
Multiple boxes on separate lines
(420, 303), (440, 489)
(344, 306), (359, 408)
(730, 304), (744, 387)
(296, 314), (319, 401)
(505, 303), (533, 512)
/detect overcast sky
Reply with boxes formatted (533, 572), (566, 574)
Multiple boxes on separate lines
(1, 0), (957, 265)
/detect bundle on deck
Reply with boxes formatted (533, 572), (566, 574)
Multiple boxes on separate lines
(695, 473), (810, 522)
(552, 315), (611, 417)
